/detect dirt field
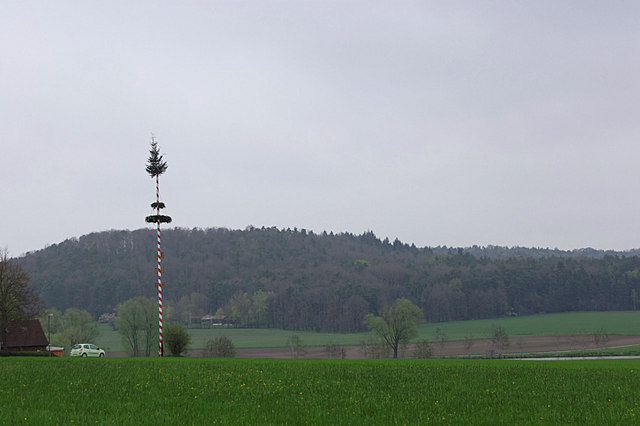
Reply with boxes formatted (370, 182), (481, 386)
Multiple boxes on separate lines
(179, 334), (640, 359)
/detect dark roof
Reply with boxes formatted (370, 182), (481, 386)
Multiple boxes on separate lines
(202, 315), (228, 321)
(1, 319), (49, 349)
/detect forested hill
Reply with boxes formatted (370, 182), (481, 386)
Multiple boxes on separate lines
(17, 227), (640, 332)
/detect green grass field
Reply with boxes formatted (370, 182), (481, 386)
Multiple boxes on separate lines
(94, 311), (640, 354)
(2, 357), (640, 424)
(414, 311), (640, 340)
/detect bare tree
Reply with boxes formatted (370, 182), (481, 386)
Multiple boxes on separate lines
(434, 327), (448, 352)
(286, 335), (306, 359)
(490, 325), (510, 357)
(463, 334), (475, 358)
(593, 328), (609, 353)
(0, 250), (44, 349)
(324, 342), (346, 359)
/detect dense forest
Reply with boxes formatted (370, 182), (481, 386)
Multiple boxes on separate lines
(16, 227), (640, 332)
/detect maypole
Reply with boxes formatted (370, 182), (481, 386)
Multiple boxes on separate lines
(145, 136), (171, 356)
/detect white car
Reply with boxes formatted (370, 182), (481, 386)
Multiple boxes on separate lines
(70, 343), (106, 357)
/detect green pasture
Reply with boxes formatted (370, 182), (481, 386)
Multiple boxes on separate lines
(94, 311), (640, 354)
(93, 325), (369, 354)
(2, 357), (640, 424)
(413, 311), (640, 341)
(188, 327), (367, 350)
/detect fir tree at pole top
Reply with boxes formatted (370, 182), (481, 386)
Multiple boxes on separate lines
(145, 136), (172, 224)
(146, 136), (168, 178)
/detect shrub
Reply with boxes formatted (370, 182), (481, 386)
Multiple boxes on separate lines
(324, 342), (346, 359)
(286, 335), (306, 359)
(593, 328), (609, 347)
(359, 337), (392, 358)
(205, 335), (236, 357)
(164, 323), (191, 356)
(413, 340), (433, 358)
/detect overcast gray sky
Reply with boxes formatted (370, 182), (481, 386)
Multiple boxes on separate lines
(2, 1), (640, 256)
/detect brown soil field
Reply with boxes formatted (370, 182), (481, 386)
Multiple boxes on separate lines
(176, 334), (640, 359)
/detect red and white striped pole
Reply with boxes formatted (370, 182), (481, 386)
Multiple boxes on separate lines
(156, 174), (163, 357)
(145, 136), (170, 357)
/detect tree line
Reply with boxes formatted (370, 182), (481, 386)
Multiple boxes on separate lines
(16, 227), (640, 332)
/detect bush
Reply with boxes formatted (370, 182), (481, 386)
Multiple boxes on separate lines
(286, 335), (306, 359)
(324, 342), (346, 359)
(205, 335), (236, 357)
(593, 328), (609, 347)
(359, 337), (391, 359)
(413, 340), (433, 358)
(164, 323), (191, 356)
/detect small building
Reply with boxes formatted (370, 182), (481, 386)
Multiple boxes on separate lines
(47, 346), (65, 357)
(201, 314), (231, 327)
(1, 319), (49, 352)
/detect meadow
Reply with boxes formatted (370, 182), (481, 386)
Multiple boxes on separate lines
(94, 311), (640, 354)
(2, 357), (640, 424)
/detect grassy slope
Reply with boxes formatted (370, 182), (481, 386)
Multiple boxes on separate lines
(94, 311), (640, 354)
(3, 358), (640, 424)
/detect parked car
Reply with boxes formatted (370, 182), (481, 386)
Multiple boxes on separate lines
(70, 343), (106, 357)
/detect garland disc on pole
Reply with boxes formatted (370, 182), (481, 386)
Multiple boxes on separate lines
(145, 215), (172, 224)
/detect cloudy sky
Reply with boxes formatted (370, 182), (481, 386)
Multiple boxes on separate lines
(2, 1), (639, 256)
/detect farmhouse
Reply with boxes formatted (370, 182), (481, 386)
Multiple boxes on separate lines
(0, 319), (49, 352)
(201, 314), (231, 327)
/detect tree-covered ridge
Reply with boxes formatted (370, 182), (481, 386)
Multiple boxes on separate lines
(16, 227), (640, 332)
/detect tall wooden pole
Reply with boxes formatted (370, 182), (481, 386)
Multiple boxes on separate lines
(156, 174), (163, 357)
(145, 136), (171, 357)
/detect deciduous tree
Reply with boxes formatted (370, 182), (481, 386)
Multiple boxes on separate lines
(50, 308), (99, 354)
(170, 292), (209, 326)
(116, 297), (157, 356)
(364, 298), (422, 358)
(286, 334), (306, 359)
(490, 324), (510, 357)
(0, 251), (44, 349)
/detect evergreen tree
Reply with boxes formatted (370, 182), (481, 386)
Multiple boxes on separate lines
(145, 138), (167, 177)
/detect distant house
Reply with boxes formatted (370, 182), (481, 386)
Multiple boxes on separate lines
(0, 319), (49, 352)
(201, 314), (231, 327)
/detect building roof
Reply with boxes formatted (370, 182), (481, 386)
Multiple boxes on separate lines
(202, 314), (228, 321)
(1, 319), (49, 349)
